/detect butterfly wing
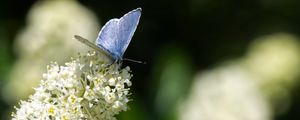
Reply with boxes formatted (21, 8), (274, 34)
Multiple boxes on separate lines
(96, 19), (120, 60)
(96, 8), (141, 60)
(74, 35), (112, 58)
(117, 8), (142, 57)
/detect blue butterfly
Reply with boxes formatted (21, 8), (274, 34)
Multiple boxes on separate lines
(75, 8), (142, 63)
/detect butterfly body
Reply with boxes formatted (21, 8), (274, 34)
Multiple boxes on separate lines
(75, 8), (142, 63)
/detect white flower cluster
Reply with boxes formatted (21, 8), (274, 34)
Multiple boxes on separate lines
(12, 52), (132, 120)
(3, 0), (99, 105)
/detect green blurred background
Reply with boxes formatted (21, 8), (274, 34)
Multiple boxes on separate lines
(1, 0), (300, 120)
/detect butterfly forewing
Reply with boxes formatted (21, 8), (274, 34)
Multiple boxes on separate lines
(118, 8), (142, 57)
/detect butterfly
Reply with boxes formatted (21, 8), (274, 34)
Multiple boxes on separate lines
(75, 8), (142, 63)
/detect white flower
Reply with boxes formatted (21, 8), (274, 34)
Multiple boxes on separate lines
(179, 65), (271, 120)
(3, 0), (100, 105)
(12, 52), (133, 120)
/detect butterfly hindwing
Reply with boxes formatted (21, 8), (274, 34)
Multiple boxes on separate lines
(96, 19), (120, 59)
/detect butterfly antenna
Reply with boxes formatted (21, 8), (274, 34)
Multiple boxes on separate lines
(123, 58), (146, 64)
